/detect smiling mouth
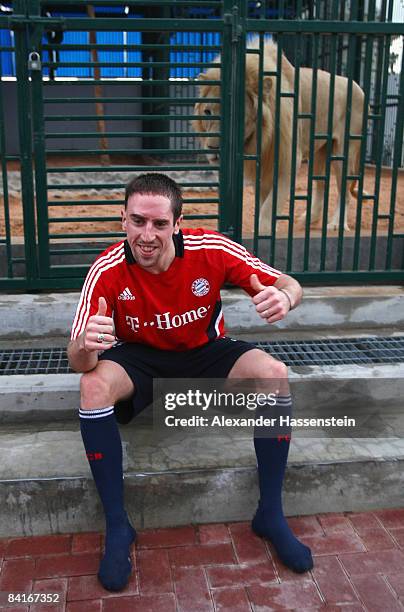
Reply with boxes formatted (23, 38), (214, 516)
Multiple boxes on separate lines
(138, 244), (157, 256)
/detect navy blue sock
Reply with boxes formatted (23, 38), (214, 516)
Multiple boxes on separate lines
(79, 406), (136, 591)
(252, 394), (313, 573)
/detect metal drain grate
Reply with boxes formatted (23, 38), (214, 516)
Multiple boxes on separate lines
(257, 336), (404, 366)
(0, 337), (404, 375)
(0, 348), (71, 375)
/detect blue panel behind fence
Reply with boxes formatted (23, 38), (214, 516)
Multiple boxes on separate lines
(0, 26), (221, 79)
(58, 31), (91, 78)
(170, 31), (221, 79)
(0, 29), (14, 76)
(96, 31), (124, 77)
(126, 31), (142, 78)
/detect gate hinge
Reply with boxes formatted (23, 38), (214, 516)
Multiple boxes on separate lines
(224, 7), (243, 43)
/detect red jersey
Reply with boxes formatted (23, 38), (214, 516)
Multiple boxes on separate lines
(71, 228), (282, 351)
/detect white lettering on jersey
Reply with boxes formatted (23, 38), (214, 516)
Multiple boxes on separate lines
(155, 306), (210, 330)
(124, 307), (211, 334)
(126, 315), (140, 332)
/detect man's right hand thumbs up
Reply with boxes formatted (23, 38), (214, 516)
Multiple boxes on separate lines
(80, 296), (116, 352)
(97, 296), (107, 317)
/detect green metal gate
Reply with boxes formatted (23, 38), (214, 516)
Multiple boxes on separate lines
(1, 0), (404, 289)
(1, 0), (242, 289)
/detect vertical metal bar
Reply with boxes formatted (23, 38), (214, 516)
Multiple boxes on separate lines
(269, 35), (284, 267)
(13, 14), (39, 281)
(220, 0), (245, 242)
(303, 32), (319, 272)
(31, 47), (51, 275)
(367, 2), (389, 270)
(385, 50), (404, 269)
(278, 0), (285, 20)
(371, 0), (387, 164)
(336, 0), (346, 74)
(286, 6), (302, 272)
(303, 1), (313, 66)
(0, 72), (13, 278)
(87, 5), (110, 165)
(335, 31), (356, 271)
(353, 0), (364, 85)
(386, 0), (394, 21)
(367, 0), (392, 269)
(319, 27), (337, 271)
(141, 10), (170, 155)
(352, 29), (374, 270)
(253, 34), (264, 254)
(362, 0), (380, 270)
(319, 1), (327, 70)
(231, 0), (246, 243)
(219, 10), (231, 237)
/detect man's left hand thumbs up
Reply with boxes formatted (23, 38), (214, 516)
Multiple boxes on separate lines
(250, 273), (267, 294)
(249, 274), (290, 323)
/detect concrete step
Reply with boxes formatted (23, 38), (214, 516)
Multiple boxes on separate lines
(1, 417), (404, 537)
(1, 286), (404, 340)
(1, 359), (403, 423)
(1, 362), (403, 537)
(1, 284), (403, 537)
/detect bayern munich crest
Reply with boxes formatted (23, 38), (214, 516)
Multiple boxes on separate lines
(191, 277), (210, 297)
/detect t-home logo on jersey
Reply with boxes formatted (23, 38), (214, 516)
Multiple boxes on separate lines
(191, 278), (210, 297)
(126, 305), (211, 333)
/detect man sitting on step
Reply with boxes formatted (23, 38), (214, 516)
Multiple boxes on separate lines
(67, 172), (313, 592)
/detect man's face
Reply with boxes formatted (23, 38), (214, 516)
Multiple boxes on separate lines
(122, 193), (182, 274)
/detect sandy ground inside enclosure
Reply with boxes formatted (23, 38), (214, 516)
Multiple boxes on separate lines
(2, 159), (403, 240)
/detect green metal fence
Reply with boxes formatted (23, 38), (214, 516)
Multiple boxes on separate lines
(0, 0), (403, 289)
(244, 1), (404, 283)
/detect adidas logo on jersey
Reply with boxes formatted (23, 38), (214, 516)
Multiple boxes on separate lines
(118, 287), (135, 300)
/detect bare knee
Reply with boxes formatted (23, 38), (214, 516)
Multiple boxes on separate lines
(80, 371), (114, 410)
(268, 359), (288, 380)
(254, 358), (289, 395)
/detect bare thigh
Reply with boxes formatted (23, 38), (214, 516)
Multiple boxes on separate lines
(227, 348), (289, 394)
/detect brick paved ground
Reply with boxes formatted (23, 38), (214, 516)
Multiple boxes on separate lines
(1, 508), (404, 611)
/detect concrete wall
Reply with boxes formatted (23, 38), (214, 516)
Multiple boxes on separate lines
(1, 287), (403, 339)
(4, 81), (142, 155)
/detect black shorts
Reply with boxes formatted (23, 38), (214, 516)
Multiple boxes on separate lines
(99, 337), (256, 417)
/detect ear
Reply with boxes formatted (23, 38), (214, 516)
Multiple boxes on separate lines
(173, 214), (183, 234)
(121, 208), (127, 231)
(196, 68), (221, 92)
(262, 76), (273, 102)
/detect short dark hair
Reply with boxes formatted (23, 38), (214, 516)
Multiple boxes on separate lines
(124, 173), (183, 222)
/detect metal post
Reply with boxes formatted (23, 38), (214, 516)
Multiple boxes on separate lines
(141, 7), (170, 158)
(219, 0), (245, 242)
(13, 0), (39, 282)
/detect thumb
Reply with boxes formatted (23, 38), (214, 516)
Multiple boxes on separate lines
(250, 274), (266, 293)
(96, 296), (107, 316)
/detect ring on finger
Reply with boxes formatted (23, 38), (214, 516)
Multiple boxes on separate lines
(97, 333), (105, 343)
